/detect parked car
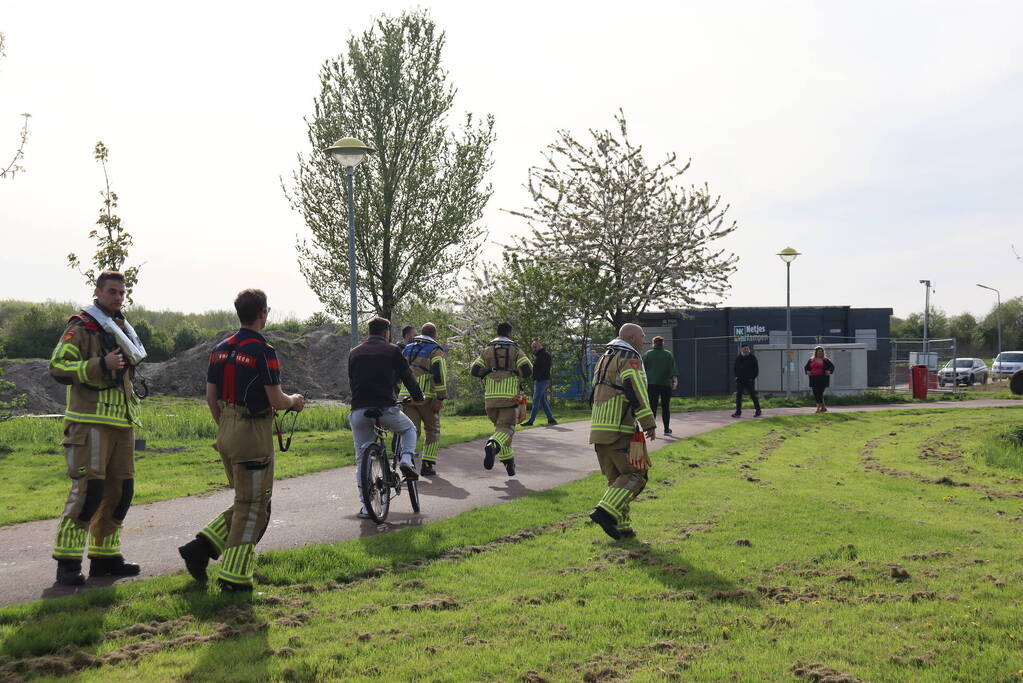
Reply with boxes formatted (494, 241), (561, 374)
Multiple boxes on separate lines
(937, 358), (988, 386)
(992, 351), (1023, 379)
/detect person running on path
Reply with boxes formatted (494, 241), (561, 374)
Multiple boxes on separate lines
(48, 270), (146, 586)
(400, 322), (448, 476)
(348, 317), (425, 517)
(471, 322), (533, 476)
(588, 323), (657, 540)
(643, 335), (677, 434)
(178, 289), (305, 591)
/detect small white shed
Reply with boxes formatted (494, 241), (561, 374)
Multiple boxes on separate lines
(752, 343), (869, 395)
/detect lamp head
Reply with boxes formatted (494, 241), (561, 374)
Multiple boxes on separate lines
(777, 247), (800, 264)
(324, 137), (376, 168)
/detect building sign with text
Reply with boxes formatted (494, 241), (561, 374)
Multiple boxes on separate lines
(733, 324), (769, 342)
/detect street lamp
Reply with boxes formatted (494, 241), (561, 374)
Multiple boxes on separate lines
(919, 280), (931, 354)
(976, 283), (1002, 356)
(324, 137), (376, 347)
(777, 247), (800, 399)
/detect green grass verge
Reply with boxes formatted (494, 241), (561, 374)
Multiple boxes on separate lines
(2, 406), (1023, 681)
(0, 397), (591, 527)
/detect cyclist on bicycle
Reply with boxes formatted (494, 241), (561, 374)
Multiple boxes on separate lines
(348, 316), (425, 518)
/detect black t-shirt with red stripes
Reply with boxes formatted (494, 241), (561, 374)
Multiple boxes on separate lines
(207, 328), (281, 414)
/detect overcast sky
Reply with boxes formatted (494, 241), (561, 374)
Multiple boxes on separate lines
(1, 1), (1020, 323)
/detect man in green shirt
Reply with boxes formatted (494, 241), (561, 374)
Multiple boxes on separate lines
(643, 336), (678, 434)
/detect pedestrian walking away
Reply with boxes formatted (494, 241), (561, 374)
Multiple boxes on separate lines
(643, 335), (677, 434)
(399, 322), (448, 476)
(732, 343), (762, 418)
(522, 340), (556, 426)
(48, 270), (146, 586)
(805, 346), (836, 413)
(348, 317), (425, 517)
(471, 322), (533, 476)
(588, 323), (657, 540)
(178, 289), (305, 591)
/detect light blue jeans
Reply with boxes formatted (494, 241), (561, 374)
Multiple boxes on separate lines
(528, 379), (554, 422)
(349, 406), (418, 489)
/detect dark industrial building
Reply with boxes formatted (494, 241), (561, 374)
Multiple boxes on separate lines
(638, 306), (893, 397)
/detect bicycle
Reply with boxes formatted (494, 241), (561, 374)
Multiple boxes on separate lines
(358, 401), (421, 523)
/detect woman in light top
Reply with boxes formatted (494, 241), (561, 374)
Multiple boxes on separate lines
(804, 346), (835, 413)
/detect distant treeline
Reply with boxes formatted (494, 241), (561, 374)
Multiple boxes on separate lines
(889, 296), (1022, 357)
(0, 300), (333, 361)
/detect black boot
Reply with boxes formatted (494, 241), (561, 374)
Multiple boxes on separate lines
(89, 556), (141, 577)
(420, 461), (436, 477)
(56, 559), (86, 586)
(483, 440), (499, 470)
(178, 537), (214, 582)
(503, 458), (516, 477)
(589, 507), (622, 540)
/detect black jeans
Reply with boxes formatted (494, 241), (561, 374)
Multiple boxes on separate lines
(735, 379), (760, 413)
(647, 384), (673, 429)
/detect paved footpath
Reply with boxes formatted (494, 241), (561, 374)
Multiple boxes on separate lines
(1, 400), (1018, 607)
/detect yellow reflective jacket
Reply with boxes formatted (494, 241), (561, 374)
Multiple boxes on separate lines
(48, 311), (141, 428)
(471, 338), (533, 409)
(398, 336), (449, 400)
(589, 340), (655, 444)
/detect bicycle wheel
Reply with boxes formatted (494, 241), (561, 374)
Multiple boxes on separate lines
(359, 443), (391, 523)
(407, 478), (421, 513)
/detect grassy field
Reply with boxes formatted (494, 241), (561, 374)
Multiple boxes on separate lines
(2, 405), (1022, 681)
(0, 397), (592, 527)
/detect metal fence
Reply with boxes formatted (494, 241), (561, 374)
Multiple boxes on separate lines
(884, 338), (959, 395)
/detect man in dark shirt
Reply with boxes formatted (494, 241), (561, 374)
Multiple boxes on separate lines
(178, 288), (305, 591)
(522, 340), (556, 426)
(732, 342), (762, 418)
(348, 316), (425, 518)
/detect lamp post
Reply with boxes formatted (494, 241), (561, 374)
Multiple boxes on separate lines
(324, 137), (376, 347)
(976, 283), (1002, 356)
(919, 280), (931, 354)
(777, 247), (800, 399)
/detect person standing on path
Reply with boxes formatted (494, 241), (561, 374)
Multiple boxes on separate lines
(521, 340), (556, 426)
(805, 346), (835, 413)
(732, 343), (762, 418)
(471, 322), (533, 476)
(400, 322), (448, 477)
(643, 336), (678, 434)
(588, 323), (657, 540)
(348, 317), (425, 517)
(48, 270), (146, 586)
(178, 289), (305, 591)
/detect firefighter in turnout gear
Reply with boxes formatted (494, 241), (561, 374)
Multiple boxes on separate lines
(48, 271), (145, 586)
(399, 322), (448, 477)
(177, 289), (305, 591)
(471, 322), (533, 476)
(588, 323), (657, 540)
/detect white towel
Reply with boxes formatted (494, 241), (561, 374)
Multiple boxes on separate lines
(83, 305), (148, 365)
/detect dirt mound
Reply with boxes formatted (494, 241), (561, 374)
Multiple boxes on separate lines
(146, 325), (353, 401)
(3, 326), (356, 413)
(0, 359), (66, 413)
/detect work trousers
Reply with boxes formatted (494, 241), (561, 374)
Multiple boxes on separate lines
(197, 403), (275, 586)
(486, 405), (518, 461)
(593, 433), (648, 532)
(528, 379), (554, 423)
(403, 399), (442, 463)
(53, 422), (135, 562)
(647, 384), (673, 429)
(735, 379), (761, 414)
(350, 406), (418, 488)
